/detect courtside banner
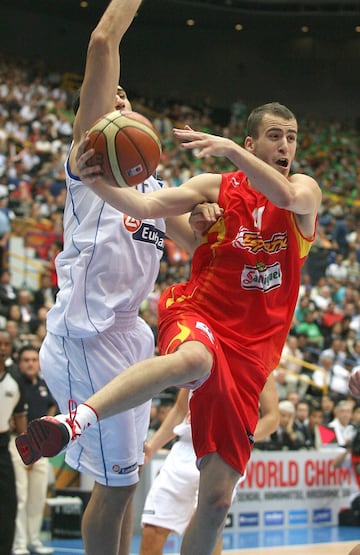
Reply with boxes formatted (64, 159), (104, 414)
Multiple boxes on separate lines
(229, 449), (356, 529)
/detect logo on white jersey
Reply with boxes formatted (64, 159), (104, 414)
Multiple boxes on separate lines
(241, 261), (282, 292)
(123, 215), (165, 251)
(123, 216), (142, 232)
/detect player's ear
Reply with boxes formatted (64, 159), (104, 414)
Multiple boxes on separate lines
(244, 136), (254, 152)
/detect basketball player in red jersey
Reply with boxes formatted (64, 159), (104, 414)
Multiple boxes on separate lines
(17, 102), (321, 555)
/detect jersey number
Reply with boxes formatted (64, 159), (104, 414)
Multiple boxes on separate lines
(252, 206), (265, 230)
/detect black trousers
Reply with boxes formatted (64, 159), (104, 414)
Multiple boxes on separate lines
(0, 446), (17, 555)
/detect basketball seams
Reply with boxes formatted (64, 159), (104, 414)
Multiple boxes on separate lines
(104, 125), (126, 187)
(121, 127), (151, 177)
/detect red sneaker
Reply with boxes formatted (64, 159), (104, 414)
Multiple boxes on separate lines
(15, 400), (81, 465)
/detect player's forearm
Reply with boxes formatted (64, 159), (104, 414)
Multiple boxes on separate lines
(254, 412), (280, 442)
(147, 405), (185, 453)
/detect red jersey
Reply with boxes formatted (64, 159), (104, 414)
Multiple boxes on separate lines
(158, 170), (316, 473)
(160, 170), (315, 373)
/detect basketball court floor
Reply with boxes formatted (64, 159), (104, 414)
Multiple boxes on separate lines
(42, 525), (360, 554)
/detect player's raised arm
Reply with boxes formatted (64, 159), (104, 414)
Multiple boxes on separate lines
(174, 124), (321, 219)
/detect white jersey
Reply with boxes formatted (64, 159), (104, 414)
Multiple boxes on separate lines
(47, 159), (166, 338)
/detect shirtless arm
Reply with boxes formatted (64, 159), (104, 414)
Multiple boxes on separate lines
(69, 0), (143, 172)
(173, 126), (322, 238)
(254, 373), (280, 442)
(75, 137), (222, 218)
(146, 388), (190, 459)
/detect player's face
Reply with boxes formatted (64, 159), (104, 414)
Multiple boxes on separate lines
(245, 113), (298, 177)
(115, 86), (132, 111)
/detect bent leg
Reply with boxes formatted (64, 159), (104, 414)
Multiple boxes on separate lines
(82, 481), (136, 555)
(86, 341), (213, 420)
(181, 452), (240, 555)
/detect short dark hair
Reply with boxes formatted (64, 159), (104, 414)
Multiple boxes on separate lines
(17, 345), (39, 360)
(247, 102), (296, 139)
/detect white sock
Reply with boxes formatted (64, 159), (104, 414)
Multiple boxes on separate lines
(65, 402), (98, 432)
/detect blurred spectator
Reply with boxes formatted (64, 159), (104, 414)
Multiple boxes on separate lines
(321, 394), (336, 426)
(330, 205), (351, 259)
(0, 330), (27, 555)
(9, 345), (56, 555)
(326, 252), (348, 282)
(0, 192), (11, 273)
(0, 269), (18, 317)
(32, 273), (57, 311)
(320, 300), (344, 343)
(320, 336), (347, 365)
(294, 400), (310, 437)
(301, 404), (324, 449)
(342, 249), (360, 284)
(16, 289), (39, 335)
(280, 335), (304, 375)
(295, 308), (324, 350)
(5, 319), (25, 358)
(328, 358), (356, 402)
(311, 283), (333, 311)
(329, 400), (357, 447)
(256, 400), (305, 451)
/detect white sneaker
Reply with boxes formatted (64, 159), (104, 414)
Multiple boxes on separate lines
(28, 541), (54, 554)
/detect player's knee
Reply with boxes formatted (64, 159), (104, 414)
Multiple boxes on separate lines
(203, 494), (231, 529)
(177, 342), (213, 382)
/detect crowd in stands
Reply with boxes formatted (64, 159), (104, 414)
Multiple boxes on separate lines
(1, 53), (360, 453)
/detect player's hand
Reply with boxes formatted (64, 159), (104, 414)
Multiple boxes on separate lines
(189, 202), (223, 235)
(143, 441), (153, 465)
(349, 368), (360, 397)
(75, 135), (107, 186)
(173, 125), (234, 158)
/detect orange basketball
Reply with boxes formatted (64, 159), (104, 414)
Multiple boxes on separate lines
(85, 110), (162, 187)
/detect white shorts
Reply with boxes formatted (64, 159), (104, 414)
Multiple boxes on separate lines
(142, 439), (199, 535)
(142, 432), (245, 535)
(39, 315), (154, 487)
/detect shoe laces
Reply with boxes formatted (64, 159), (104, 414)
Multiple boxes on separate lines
(66, 398), (81, 441)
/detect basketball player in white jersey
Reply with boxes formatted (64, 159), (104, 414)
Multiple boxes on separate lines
(140, 374), (279, 555)
(34, 2), (221, 555)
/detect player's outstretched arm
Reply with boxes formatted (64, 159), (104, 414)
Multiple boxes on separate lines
(145, 389), (190, 462)
(76, 135), (221, 219)
(174, 125), (321, 218)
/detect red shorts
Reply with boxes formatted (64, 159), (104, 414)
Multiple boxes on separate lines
(158, 300), (267, 475)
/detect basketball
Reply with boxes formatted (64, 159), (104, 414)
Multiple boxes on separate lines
(85, 110), (162, 187)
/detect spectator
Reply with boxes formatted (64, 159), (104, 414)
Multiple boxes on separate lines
(32, 273), (57, 311)
(295, 308), (324, 350)
(0, 330), (27, 555)
(0, 269), (18, 317)
(329, 400), (357, 447)
(293, 400), (310, 437)
(257, 400), (305, 451)
(321, 394), (336, 426)
(9, 345), (56, 555)
(301, 404), (324, 449)
(328, 358), (356, 403)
